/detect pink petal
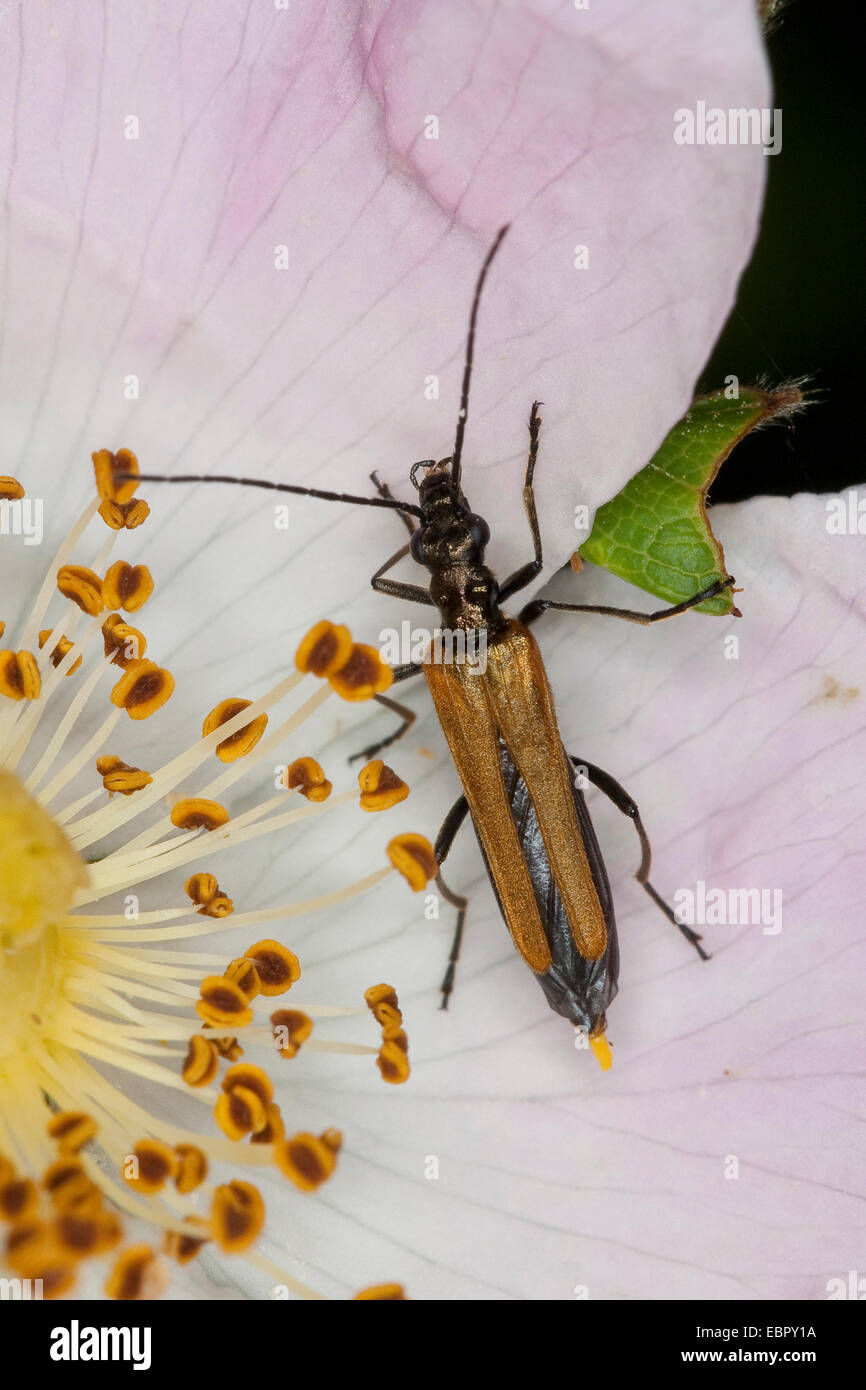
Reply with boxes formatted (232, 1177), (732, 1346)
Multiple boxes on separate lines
(287, 493), (864, 1299)
(1, 0), (768, 674)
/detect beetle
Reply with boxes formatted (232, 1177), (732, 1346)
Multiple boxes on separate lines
(134, 226), (733, 1067)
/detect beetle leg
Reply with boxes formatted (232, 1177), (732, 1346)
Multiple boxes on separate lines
(498, 400), (544, 604)
(569, 756), (710, 961)
(348, 692), (418, 764)
(435, 794), (470, 861)
(434, 795), (471, 1009)
(370, 471), (417, 535)
(520, 575), (736, 627)
(371, 542), (436, 605)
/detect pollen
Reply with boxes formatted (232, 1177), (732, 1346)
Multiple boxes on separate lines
(295, 620), (353, 678)
(251, 1103), (285, 1145)
(364, 983), (403, 1027)
(377, 1040), (411, 1085)
(0, 476), (25, 501)
(181, 1035), (220, 1087)
(92, 447), (140, 505)
(98, 498), (150, 531)
(195, 976), (254, 1028)
(295, 621), (393, 701)
(210, 1181), (265, 1254)
(386, 833), (437, 891)
(270, 1009), (313, 1059)
(56, 564), (104, 616)
(104, 1245), (168, 1301)
(110, 659), (175, 718)
(185, 872), (234, 918)
(46, 1113), (98, 1155)
(213, 1086), (268, 1140)
(0, 649), (41, 701)
(102, 561), (153, 613)
(358, 759), (409, 812)
(284, 756), (332, 801)
(173, 1146), (208, 1196)
(162, 1218), (210, 1265)
(170, 797), (229, 831)
(202, 698), (269, 763)
(275, 1130), (341, 1193)
(95, 756), (153, 796)
(243, 939), (300, 996)
(589, 1030), (613, 1072)
(354, 1283), (407, 1300)
(102, 615), (146, 666)
(123, 1140), (178, 1195)
(223, 956), (260, 997)
(328, 644), (393, 702)
(38, 630), (83, 675)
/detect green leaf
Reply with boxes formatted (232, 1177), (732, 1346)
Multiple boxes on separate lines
(579, 384), (804, 615)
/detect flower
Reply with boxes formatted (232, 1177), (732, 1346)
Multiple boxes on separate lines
(0, 466), (432, 1299)
(1, 0), (827, 1306)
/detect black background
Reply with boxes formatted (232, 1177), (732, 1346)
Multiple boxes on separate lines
(702, 2), (864, 503)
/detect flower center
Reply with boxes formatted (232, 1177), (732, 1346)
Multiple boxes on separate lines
(0, 770), (87, 1061)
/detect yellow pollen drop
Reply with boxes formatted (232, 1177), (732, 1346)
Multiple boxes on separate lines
(589, 1031), (613, 1071)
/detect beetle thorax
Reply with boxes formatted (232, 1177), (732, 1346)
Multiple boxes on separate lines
(411, 473), (503, 631)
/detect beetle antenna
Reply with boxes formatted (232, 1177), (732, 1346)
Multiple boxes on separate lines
(450, 223), (510, 500)
(125, 472), (423, 518)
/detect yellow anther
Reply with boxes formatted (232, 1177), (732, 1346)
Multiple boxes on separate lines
(328, 643), (393, 702)
(110, 659), (174, 719)
(95, 755), (153, 796)
(181, 1034), (219, 1087)
(0, 649), (41, 701)
(102, 614), (147, 667)
(210, 1181), (265, 1254)
(185, 872), (234, 918)
(92, 447), (140, 504)
(223, 957), (259, 998)
(162, 1218), (210, 1265)
(57, 564), (104, 616)
(358, 759), (409, 812)
(377, 1040), (411, 1086)
(102, 560), (153, 613)
(98, 497), (150, 531)
(38, 629), (82, 675)
(386, 833), (437, 891)
(123, 1140), (178, 1194)
(202, 697), (268, 763)
(170, 797), (230, 831)
(270, 1008), (313, 1059)
(46, 1112), (97, 1155)
(195, 977), (253, 1029)
(284, 756), (332, 801)
(274, 1131), (341, 1192)
(105, 1244), (168, 1300)
(243, 939), (300, 997)
(295, 620), (353, 677)
(173, 1146), (208, 1196)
